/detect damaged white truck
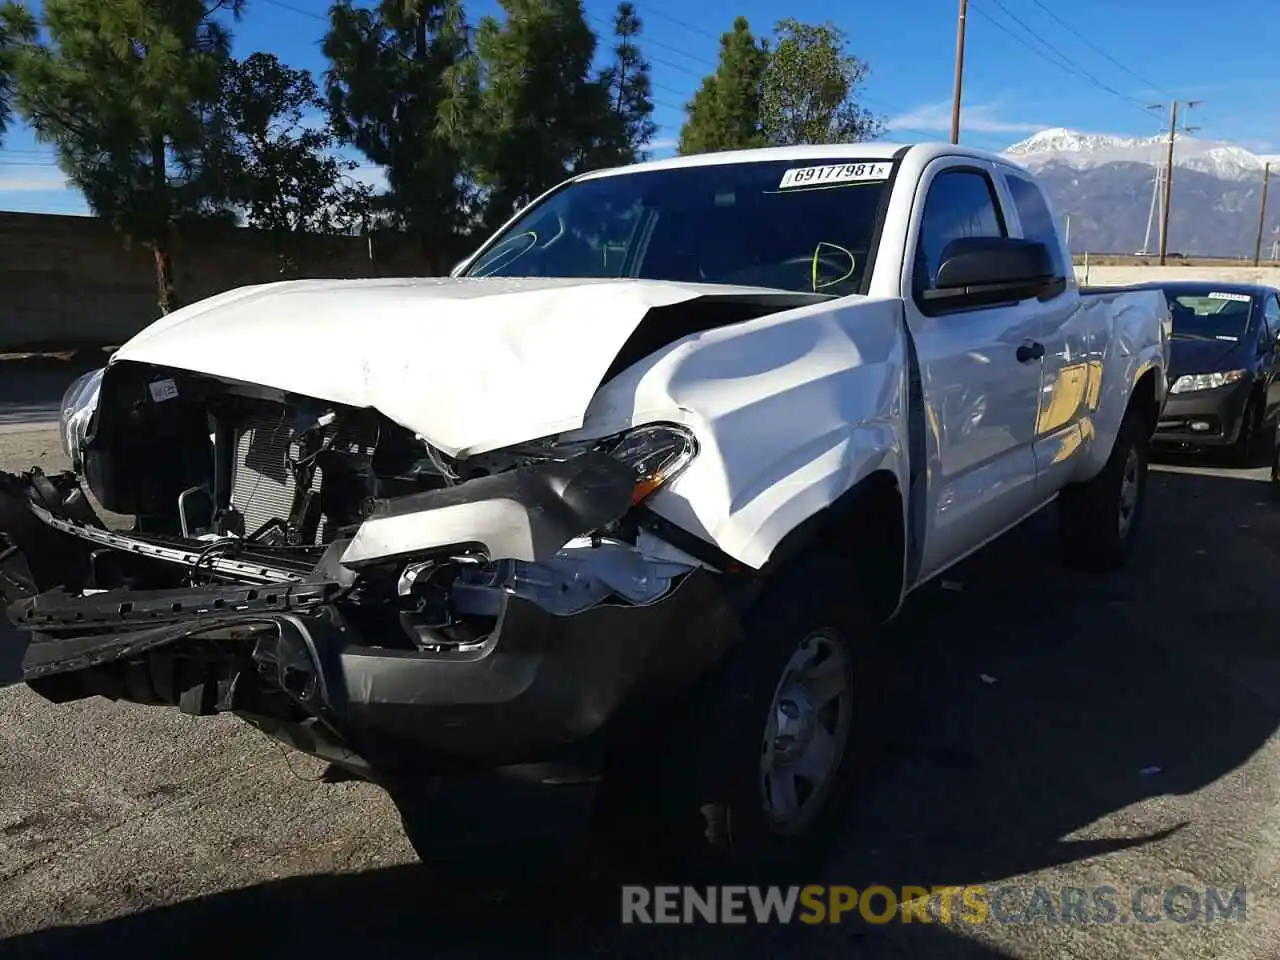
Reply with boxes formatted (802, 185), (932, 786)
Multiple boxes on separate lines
(0, 143), (1169, 871)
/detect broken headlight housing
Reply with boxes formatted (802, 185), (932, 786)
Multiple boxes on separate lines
(594, 422), (699, 505)
(397, 424), (702, 637)
(58, 367), (105, 471)
(490, 421), (700, 505)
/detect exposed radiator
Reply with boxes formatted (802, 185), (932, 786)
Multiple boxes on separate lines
(229, 411), (378, 543)
(231, 413), (320, 539)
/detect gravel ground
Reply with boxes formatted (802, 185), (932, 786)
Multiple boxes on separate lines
(1, 369), (1279, 959)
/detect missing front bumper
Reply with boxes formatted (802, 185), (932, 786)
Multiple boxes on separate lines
(11, 566), (740, 777)
(1, 453), (742, 779)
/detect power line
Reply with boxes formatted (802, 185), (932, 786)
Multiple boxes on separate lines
(259, 0), (325, 22)
(628, 2), (723, 43)
(1026, 0), (1168, 97)
(970, 0), (1156, 118)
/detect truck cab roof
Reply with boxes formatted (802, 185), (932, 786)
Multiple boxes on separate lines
(577, 142), (1029, 183)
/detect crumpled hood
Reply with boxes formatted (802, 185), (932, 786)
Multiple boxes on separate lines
(112, 276), (811, 456)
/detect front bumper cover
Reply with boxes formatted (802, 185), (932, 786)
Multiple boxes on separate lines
(1153, 378), (1252, 446)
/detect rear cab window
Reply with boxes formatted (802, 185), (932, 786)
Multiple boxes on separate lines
(1002, 169), (1067, 286)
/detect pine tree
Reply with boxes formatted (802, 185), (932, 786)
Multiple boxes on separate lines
(0, 3), (29, 147)
(459, 0), (615, 228)
(323, 0), (474, 271)
(677, 16), (767, 155)
(4, 0), (244, 313)
(600, 2), (655, 163)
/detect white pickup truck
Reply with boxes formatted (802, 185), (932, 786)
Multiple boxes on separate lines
(0, 142), (1169, 873)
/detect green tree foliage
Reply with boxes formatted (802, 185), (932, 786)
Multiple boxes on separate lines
(3, 0), (245, 313)
(213, 52), (372, 275)
(759, 19), (883, 145)
(457, 0), (615, 229)
(0, 2), (32, 147)
(597, 2), (654, 165)
(676, 16), (767, 155)
(323, 0), (472, 271)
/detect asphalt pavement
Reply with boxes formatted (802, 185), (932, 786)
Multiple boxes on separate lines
(1, 367), (1279, 959)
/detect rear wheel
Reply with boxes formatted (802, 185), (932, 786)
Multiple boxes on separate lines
(1059, 404), (1150, 571)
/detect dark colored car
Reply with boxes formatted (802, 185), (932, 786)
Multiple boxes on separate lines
(1133, 280), (1280, 463)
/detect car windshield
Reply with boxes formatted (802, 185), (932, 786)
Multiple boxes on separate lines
(1164, 290), (1254, 341)
(461, 158), (896, 297)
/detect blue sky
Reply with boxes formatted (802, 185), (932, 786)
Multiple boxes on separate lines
(3, 0), (1279, 215)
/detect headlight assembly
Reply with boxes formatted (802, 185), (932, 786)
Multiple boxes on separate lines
(1169, 369), (1247, 394)
(59, 367), (104, 470)
(597, 423), (699, 504)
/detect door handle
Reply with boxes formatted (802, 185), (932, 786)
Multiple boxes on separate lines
(1017, 340), (1046, 363)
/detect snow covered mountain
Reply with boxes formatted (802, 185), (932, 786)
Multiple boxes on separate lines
(997, 128), (1276, 256)
(1002, 127), (1274, 182)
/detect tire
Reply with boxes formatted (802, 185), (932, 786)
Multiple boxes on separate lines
(1058, 404), (1150, 571)
(659, 553), (880, 880)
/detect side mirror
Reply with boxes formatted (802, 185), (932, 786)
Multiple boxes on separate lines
(921, 237), (1059, 312)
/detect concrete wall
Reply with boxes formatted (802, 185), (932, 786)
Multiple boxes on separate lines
(8, 210), (1280, 351)
(1074, 264), (1280, 287)
(0, 212), (426, 351)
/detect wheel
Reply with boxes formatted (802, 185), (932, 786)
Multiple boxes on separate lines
(1058, 404), (1150, 571)
(664, 554), (878, 879)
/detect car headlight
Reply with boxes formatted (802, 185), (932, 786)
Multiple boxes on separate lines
(59, 367), (104, 470)
(598, 423), (699, 504)
(1169, 369), (1248, 394)
(494, 422), (699, 505)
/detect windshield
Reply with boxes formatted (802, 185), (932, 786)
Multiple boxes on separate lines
(1164, 290), (1255, 341)
(462, 158), (895, 297)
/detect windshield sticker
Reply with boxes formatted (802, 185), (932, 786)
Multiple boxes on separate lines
(778, 162), (892, 190)
(1215, 335), (1240, 341)
(1207, 292), (1252, 302)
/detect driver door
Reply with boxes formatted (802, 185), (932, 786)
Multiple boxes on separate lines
(901, 159), (1047, 582)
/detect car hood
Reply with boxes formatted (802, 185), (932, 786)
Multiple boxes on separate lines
(111, 276), (813, 457)
(1168, 336), (1248, 379)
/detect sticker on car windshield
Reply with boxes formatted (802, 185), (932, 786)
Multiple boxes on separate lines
(778, 162), (892, 189)
(1207, 291), (1252, 302)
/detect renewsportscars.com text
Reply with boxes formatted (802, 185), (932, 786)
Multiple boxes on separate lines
(620, 884), (1248, 926)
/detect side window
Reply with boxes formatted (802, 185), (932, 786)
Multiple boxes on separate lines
(1005, 172), (1066, 278)
(913, 169), (1007, 295)
(1264, 295), (1280, 342)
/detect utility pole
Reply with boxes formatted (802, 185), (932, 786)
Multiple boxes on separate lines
(1156, 99), (1202, 265)
(1254, 161), (1271, 267)
(950, 0), (968, 144)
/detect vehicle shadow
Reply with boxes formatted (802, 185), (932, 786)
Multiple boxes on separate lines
(3, 467), (1278, 958)
(0, 612), (25, 688)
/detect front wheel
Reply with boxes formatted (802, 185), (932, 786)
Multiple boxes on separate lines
(670, 555), (878, 878)
(1058, 405), (1151, 571)
(1232, 394), (1270, 467)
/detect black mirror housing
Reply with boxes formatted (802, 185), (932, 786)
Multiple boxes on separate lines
(921, 237), (1060, 312)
